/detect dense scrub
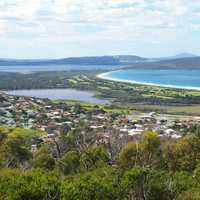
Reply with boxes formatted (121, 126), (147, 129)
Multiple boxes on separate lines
(1, 127), (200, 199)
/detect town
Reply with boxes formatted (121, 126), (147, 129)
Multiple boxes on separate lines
(1, 91), (200, 156)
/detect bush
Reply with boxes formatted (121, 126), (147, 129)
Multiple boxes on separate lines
(0, 169), (60, 200)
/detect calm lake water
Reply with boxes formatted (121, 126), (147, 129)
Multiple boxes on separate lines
(99, 69), (200, 90)
(6, 89), (109, 105)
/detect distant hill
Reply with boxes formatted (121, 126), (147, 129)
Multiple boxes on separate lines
(0, 55), (147, 66)
(0, 55), (200, 69)
(113, 55), (147, 63)
(173, 52), (197, 58)
(126, 56), (200, 69)
(155, 52), (198, 61)
(159, 57), (200, 68)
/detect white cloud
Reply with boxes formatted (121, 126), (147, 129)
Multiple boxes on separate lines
(0, 0), (200, 57)
(0, 0), (197, 30)
(0, 0), (42, 19)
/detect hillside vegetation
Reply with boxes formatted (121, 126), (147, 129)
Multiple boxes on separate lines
(1, 125), (200, 199)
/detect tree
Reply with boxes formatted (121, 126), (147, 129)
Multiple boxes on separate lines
(141, 132), (162, 168)
(146, 170), (175, 200)
(122, 167), (149, 200)
(122, 168), (176, 200)
(164, 134), (200, 171)
(80, 145), (109, 171)
(32, 146), (55, 170)
(119, 132), (162, 169)
(57, 151), (80, 175)
(173, 171), (197, 198)
(0, 169), (60, 200)
(60, 167), (119, 200)
(0, 133), (32, 168)
(118, 142), (142, 169)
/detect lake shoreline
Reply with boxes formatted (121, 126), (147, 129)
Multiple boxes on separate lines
(97, 70), (200, 91)
(5, 88), (109, 105)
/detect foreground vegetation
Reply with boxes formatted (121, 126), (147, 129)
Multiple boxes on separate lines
(1, 126), (200, 199)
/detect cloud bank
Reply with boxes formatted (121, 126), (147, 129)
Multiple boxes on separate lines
(0, 0), (199, 58)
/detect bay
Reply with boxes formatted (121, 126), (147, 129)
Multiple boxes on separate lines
(98, 69), (200, 90)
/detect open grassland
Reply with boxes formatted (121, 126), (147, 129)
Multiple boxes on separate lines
(132, 104), (200, 116)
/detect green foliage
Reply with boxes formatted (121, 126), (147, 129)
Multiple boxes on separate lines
(122, 167), (148, 200)
(80, 145), (110, 170)
(177, 189), (200, 200)
(141, 132), (162, 168)
(0, 127), (46, 168)
(57, 151), (80, 175)
(60, 167), (120, 200)
(1, 127), (200, 198)
(173, 171), (197, 197)
(7, 128), (44, 145)
(0, 127), (10, 144)
(32, 146), (55, 170)
(118, 141), (142, 169)
(0, 133), (32, 168)
(118, 132), (162, 169)
(141, 132), (161, 155)
(0, 169), (60, 200)
(121, 167), (176, 200)
(164, 134), (200, 171)
(146, 171), (174, 200)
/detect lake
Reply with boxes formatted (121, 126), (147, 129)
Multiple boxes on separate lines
(98, 69), (200, 90)
(5, 89), (109, 105)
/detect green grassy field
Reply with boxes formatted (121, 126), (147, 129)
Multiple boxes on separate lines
(131, 104), (200, 116)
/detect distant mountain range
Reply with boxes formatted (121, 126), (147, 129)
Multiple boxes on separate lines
(0, 53), (199, 69)
(0, 55), (147, 66)
(173, 52), (197, 58)
(125, 56), (200, 70)
(156, 52), (198, 61)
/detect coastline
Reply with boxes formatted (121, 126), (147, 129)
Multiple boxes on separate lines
(97, 70), (200, 91)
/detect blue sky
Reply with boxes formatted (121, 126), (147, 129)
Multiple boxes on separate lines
(0, 0), (200, 59)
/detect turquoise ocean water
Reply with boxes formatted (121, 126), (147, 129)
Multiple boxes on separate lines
(99, 69), (200, 90)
